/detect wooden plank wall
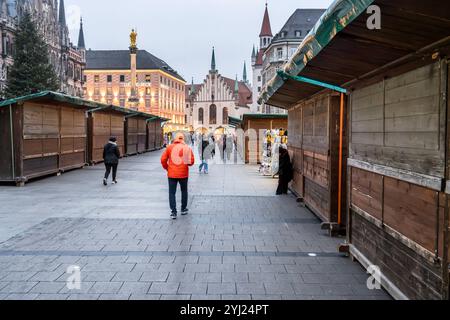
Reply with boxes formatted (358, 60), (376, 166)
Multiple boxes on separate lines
(288, 106), (303, 196)
(0, 107), (13, 180)
(60, 107), (86, 170)
(137, 118), (147, 153)
(147, 121), (156, 151)
(126, 118), (138, 155)
(91, 112), (125, 163)
(22, 103), (59, 177)
(288, 92), (346, 224)
(349, 61), (448, 299)
(350, 62), (443, 177)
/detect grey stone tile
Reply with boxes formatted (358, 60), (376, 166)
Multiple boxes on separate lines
(1, 272), (37, 282)
(4, 293), (39, 300)
(292, 283), (324, 296)
(301, 274), (332, 284)
(151, 256), (176, 264)
(248, 272), (276, 283)
(148, 282), (180, 295)
(0, 281), (38, 294)
(210, 264), (234, 273)
(112, 272), (143, 282)
(119, 282), (152, 295)
(167, 272), (195, 283)
(174, 256), (199, 264)
(221, 295), (251, 300)
(246, 257), (270, 265)
(82, 272), (116, 282)
(35, 294), (69, 300)
(207, 283), (236, 295)
(184, 263), (209, 273)
(89, 282), (123, 294)
(29, 282), (66, 294)
(251, 294), (282, 300)
(222, 256), (246, 264)
(67, 294), (100, 300)
(141, 272), (169, 282)
(191, 294), (221, 300)
(99, 294), (131, 300)
(222, 272), (249, 283)
(199, 256), (222, 264)
(263, 282), (295, 295)
(178, 283), (207, 295)
(30, 271), (65, 282)
(236, 283), (266, 295)
(160, 294), (191, 300)
(195, 272), (221, 283)
(133, 264), (161, 272)
(129, 294), (161, 300)
(158, 263), (185, 272)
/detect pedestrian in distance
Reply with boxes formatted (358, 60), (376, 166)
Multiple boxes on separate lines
(103, 136), (121, 186)
(276, 145), (293, 195)
(160, 133), (195, 220)
(198, 134), (211, 174)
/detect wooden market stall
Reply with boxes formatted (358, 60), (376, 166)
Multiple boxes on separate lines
(87, 106), (132, 164)
(124, 112), (148, 156)
(146, 117), (166, 151)
(0, 91), (95, 186)
(240, 114), (288, 164)
(259, 0), (450, 300)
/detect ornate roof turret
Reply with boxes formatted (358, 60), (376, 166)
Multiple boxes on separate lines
(77, 17), (85, 49)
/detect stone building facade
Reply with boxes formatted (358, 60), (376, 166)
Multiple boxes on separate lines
(0, 0), (85, 97)
(252, 5), (324, 114)
(185, 48), (252, 134)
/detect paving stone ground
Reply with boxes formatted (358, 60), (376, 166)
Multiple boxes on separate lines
(0, 147), (391, 300)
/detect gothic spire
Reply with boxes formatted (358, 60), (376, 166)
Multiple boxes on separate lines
(234, 75), (239, 95)
(77, 17), (85, 49)
(259, 2), (273, 37)
(190, 77), (195, 95)
(252, 45), (256, 59)
(211, 46), (216, 71)
(58, 0), (66, 25)
(243, 61), (247, 83)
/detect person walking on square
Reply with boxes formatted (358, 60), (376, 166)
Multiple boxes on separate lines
(103, 137), (121, 186)
(198, 134), (211, 174)
(161, 133), (195, 220)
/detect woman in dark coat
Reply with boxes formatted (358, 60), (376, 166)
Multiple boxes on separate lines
(103, 137), (121, 186)
(276, 146), (293, 195)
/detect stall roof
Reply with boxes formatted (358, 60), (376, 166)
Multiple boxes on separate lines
(0, 91), (168, 121)
(228, 116), (242, 128)
(242, 114), (288, 121)
(259, 0), (450, 109)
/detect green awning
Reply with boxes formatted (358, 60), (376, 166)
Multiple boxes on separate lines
(228, 116), (242, 128)
(258, 0), (374, 105)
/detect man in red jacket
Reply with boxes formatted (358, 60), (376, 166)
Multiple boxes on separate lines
(161, 133), (195, 219)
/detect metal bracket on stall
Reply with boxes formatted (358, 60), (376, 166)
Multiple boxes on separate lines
(124, 112), (140, 119)
(277, 70), (347, 94)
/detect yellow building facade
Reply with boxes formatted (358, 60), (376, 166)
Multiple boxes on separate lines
(83, 32), (186, 130)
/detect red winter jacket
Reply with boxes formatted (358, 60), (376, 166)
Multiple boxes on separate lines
(161, 140), (195, 179)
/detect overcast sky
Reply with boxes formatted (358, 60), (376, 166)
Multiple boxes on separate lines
(65, 0), (334, 83)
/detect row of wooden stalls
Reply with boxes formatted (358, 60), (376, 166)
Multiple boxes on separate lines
(259, 0), (450, 300)
(229, 114), (288, 164)
(0, 91), (166, 186)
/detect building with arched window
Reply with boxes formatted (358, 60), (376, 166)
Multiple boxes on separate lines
(185, 48), (252, 133)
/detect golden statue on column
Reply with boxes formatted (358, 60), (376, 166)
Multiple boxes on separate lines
(130, 29), (137, 49)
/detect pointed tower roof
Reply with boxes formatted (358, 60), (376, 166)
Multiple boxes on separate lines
(243, 61), (247, 82)
(259, 3), (273, 37)
(77, 17), (85, 49)
(251, 45), (256, 59)
(58, 0), (66, 25)
(211, 47), (216, 71)
(190, 77), (196, 95)
(234, 75), (239, 94)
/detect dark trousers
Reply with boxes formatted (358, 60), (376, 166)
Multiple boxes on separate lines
(276, 175), (289, 195)
(104, 163), (118, 181)
(169, 178), (188, 213)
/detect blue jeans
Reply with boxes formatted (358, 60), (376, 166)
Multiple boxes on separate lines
(168, 178), (188, 213)
(199, 160), (209, 173)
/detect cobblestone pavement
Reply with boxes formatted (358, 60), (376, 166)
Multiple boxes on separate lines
(0, 148), (391, 300)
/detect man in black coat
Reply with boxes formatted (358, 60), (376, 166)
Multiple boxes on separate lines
(103, 136), (121, 186)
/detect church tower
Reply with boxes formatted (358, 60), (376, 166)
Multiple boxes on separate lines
(259, 3), (273, 49)
(77, 17), (86, 62)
